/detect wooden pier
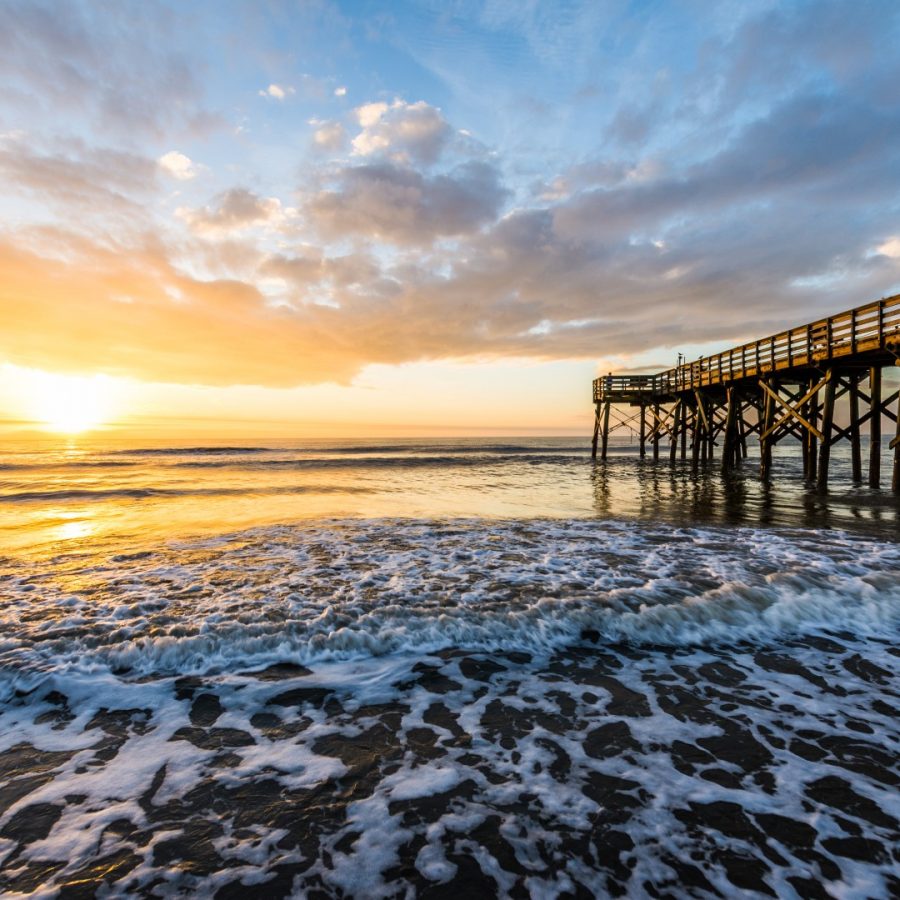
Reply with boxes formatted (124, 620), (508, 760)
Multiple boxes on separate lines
(591, 294), (900, 490)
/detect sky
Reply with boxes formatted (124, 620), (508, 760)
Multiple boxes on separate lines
(0, 0), (899, 436)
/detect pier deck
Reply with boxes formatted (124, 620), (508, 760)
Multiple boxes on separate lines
(591, 294), (900, 490)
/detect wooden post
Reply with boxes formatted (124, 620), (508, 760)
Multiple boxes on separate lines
(600, 399), (611, 460)
(670, 401), (680, 464)
(692, 403), (702, 469)
(869, 366), (881, 488)
(818, 369), (836, 491)
(807, 378), (818, 481)
(760, 379), (775, 481)
(721, 388), (737, 472)
(639, 403), (646, 459)
(849, 373), (862, 482)
(739, 398), (748, 459)
(680, 401), (688, 460)
(653, 402), (660, 461)
(591, 403), (600, 459)
(893, 391), (900, 493)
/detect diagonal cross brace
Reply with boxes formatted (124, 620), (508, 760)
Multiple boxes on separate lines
(759, 376), (827, 443)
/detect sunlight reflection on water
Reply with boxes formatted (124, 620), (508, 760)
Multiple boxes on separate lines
(0, 435), (897, 559)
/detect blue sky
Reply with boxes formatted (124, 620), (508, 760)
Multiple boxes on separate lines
(0, 0), (898, 432)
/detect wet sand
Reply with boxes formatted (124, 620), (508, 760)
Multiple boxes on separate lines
(1, 636), (899, 897)
(1, 518), (898, 897)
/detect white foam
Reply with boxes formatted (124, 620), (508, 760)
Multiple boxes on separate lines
(1, 519), (898, 688)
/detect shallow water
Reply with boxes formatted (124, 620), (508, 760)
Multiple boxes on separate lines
(1, 435), (898, 558)
(0, 436), (898, 896)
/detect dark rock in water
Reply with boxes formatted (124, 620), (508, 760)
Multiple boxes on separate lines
(389, 779), (477, 826)
(0, 860), (68, 895)
(754, 813), (817, 849)
(190, 693), (224, 727)
(0, 743), (73, 780)
(423, 702), (468, 742)
(56, 848), (141, 897)
(584, 720), (640, 759)
(753, 652), (838, 693)
(0, 774), (54, 817)
(312, 723), (402, 770)
(805, 775), (898, 829)
(816, 734), (899, 787)
(582, 771), (646, 827)
(174, 676), (206, 700)
(153, 818), (228, 875)
(696, 725), (773, 774)
(841, 654), (892, 685)
(459, 656), (506, 682)
(406, 727), (443, 760)
(0, 801), (63, 843)
(786, 875), (835, 900)
(267, 686), (335, 709)
(242, 662), (314, 680)
(822, 836), (888, 864)
(698, 661), (747, 687)
(407, 662), (462, 694)
(250, 711), (311, 741)
(699, 767), (743, 790)
(170, 726), (256, 749)
(716, 847), (775, 896)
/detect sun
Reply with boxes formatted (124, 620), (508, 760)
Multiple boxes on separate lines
(27, 371), (118, 433)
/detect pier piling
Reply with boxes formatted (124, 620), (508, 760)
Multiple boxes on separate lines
(591, 294), (900, 492)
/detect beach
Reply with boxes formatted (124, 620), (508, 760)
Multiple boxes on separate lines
(1, 440), (899, 897)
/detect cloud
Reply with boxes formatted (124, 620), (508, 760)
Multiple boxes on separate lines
(351, 99), (452, 164)
(0, 233), (358, 387)
(306, 160), (508, 244)
(177, 188), (288, 237)
(0, 0), (218, 138)
(875, 237), (900, 259)
(311, 120), (346, 152)
(157, 150), (199, 180)
(259, 83), (294, 100)
(334, 86), (347, 97)
(0, 136), (157, 214)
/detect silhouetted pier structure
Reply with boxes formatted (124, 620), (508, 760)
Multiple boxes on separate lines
(591, 295), (900, 490)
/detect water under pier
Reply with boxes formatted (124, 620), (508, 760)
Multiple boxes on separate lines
(591, 294), (900, 490)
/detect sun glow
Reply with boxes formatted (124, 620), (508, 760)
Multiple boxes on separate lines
(24, 371), (118, 433)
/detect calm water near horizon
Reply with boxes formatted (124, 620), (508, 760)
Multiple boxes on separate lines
(1, 433), (898, 558)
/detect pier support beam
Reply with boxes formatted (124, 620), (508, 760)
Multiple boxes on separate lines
(893, 391), (900, 493)
(721, 388), (738, 472)
(652, 402), (660, 461)
(849, 373), (862, 482)
(818, 369), (836, 491)
(639, 403), (646, 459)
(591, 404), (600, 459)
(869, 367), (882, 487)
(760, 379), (775, 481)
(600, 399), (611, 460)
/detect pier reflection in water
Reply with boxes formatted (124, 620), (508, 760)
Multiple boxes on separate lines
(590, 441), (899, 538)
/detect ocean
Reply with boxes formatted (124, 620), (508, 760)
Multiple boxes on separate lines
(1, 436), (899, 897)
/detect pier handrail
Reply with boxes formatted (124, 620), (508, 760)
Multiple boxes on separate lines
(594, 293), (900, 401)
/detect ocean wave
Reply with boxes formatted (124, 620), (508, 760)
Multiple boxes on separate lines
(174, 453), (587, 470)
(0, 484), (374, 503)
(109, 446), (275, 455)
(1, 519), (898, 681)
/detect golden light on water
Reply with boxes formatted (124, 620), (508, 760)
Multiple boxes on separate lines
(21, 371), (118, 433)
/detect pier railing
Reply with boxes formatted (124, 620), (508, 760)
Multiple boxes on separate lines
(594, 294), (900, 401)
